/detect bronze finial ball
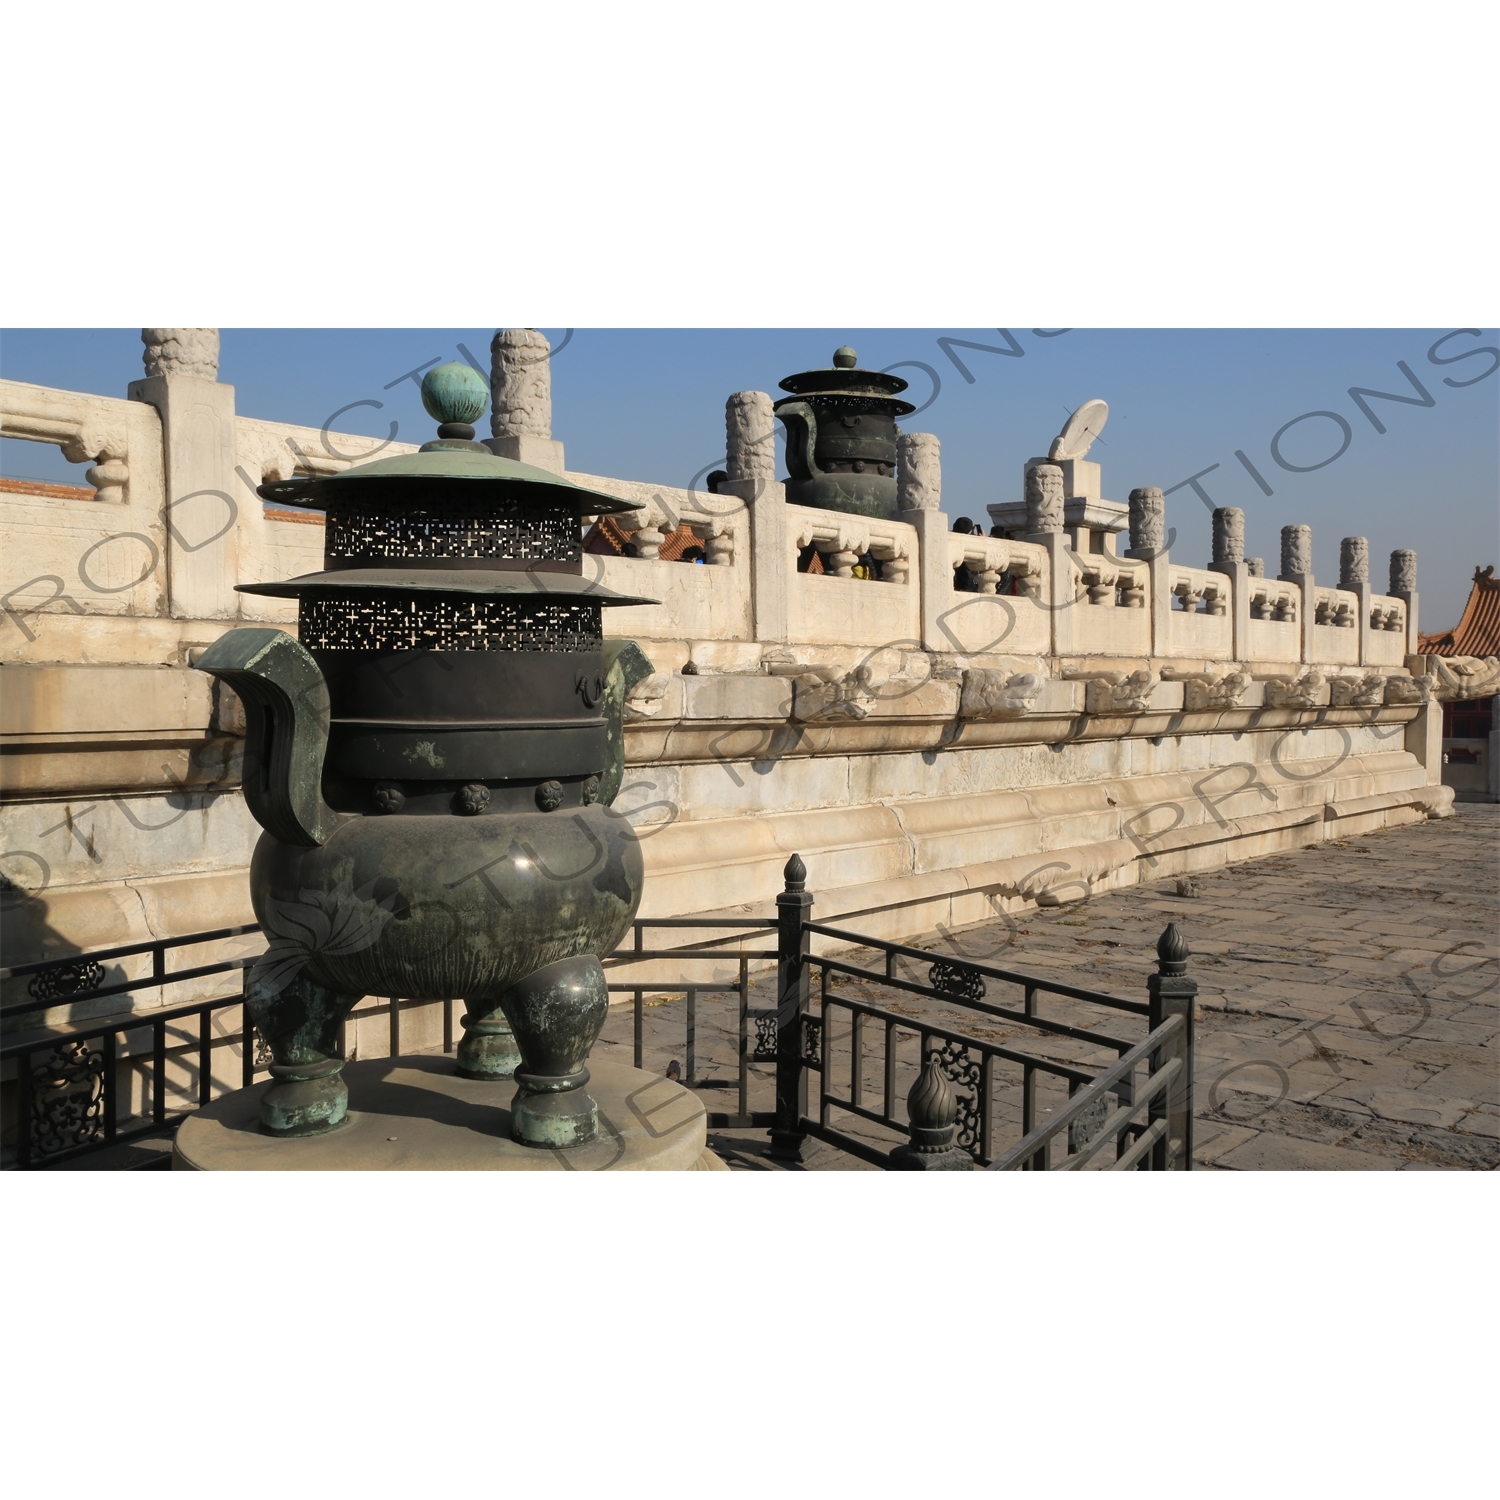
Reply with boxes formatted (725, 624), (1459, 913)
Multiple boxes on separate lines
(420, 361), (489, 441)
(832, 346), (858, 368)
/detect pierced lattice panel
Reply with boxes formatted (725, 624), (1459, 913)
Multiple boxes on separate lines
(299, 596), (602, 652)
(326, 497), (581, 563)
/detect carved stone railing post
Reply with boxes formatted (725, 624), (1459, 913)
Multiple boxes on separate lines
(1341, 536), (1372, 665)
(1280, 523), (1312, 580)
(1339, 535), (1369, 590)
(491, 328), (551, 436)
(128, 328), (245, 622)
(1125, 486), (1165, 558)
(898, 432), (953, 654)
(1125, 486), (1172, 657)
(719, 390), (786, 643)
(1209, 507), (1250, 659)
(1211, 506), (1244, 569)
(142, 329), (220, 380)
(896, 432), (940, 513)
(1146, 924), (1196, 1170)
(1280, 524), (1316, 665)
(1026, 461), (1064, 536)
(486, 328), (565, 474)
(769, 853), (813, 1163)
(1390, 548), (1420, 654)
(1024, 462), (1074, 656)
(723, 387), (770, 480)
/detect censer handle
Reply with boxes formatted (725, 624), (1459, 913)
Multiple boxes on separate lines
(195, 628), (339, 848)
(596, 639), (655, 807)
(774, 400), (826, 484)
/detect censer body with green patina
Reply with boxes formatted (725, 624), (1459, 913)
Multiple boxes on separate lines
(196, 364), (656, 1148)
(774, 346), (916, 521)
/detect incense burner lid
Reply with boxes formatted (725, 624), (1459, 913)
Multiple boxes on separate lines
(775, 344), (916, 413)
(236, 568), (657, 606)
(258, 448), (644, 516)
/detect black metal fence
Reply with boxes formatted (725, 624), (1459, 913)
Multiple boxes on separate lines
(763, 855), (1197, 1170)
(1, 928), (269, 1170)
(1, 929), (480, 1169)
(3, 854), (1196, 1171)
(2, 924), (264, 1022)
(605, 915), (779, 1130)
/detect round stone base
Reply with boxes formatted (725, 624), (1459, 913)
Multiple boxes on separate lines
(174, 1055), (713, 1171)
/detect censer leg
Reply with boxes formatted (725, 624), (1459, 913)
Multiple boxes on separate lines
(455, 1001), (522, 1080)
(245, 970), (362, 1137)
(499, 955), (610, 1148)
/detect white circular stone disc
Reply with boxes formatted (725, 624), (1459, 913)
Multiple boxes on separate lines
(1049, 398), (1110, 460)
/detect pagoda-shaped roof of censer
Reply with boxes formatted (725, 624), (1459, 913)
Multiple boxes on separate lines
(243, 361), (657, 608)
(258, 445), (643, 513)
(775, 345), (917, 415)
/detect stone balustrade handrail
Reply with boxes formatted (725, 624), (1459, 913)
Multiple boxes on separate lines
(0, 380), (147, 505)
(566, 470), (746, 564)
(1313, 584), (1359, 627)
(235, 415), (418, 485)
(1168, 563), (1230, 615)
(787, 502), (915, 565)
(1248, 577), (1299, 614)
(1071, 550), (1146, 602)
(0, 373), (1435, 671)
(945, 532), (1052, 589)
(1366, 592), (1406, 632)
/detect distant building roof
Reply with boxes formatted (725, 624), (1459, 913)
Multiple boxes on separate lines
(584, 514), (705, 563)
(0, 476), (96, 501)
(1419, 565), (1500, 656)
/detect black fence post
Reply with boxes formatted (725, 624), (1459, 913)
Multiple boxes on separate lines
(769, 853), (812, 1163)
(1147, 923), (1197, 1170)
(16, 1045), (34, 1170)
(240, 965), (254, 1089)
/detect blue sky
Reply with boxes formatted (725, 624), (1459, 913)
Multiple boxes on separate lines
(3, 327), (1495, 629)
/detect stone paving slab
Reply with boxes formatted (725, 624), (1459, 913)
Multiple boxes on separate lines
(1212, 1133), (1395, 1171)
(602, 805), (1498, 1171)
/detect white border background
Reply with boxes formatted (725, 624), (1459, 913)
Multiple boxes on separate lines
(3, 3), (1495, 1494)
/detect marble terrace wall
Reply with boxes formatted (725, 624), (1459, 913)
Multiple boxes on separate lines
(1, 329), (1473, 1031)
